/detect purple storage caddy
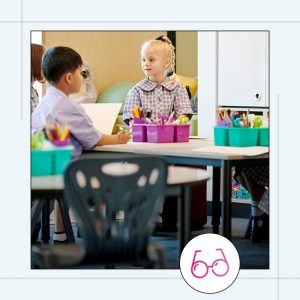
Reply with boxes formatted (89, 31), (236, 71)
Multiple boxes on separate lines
(146, 124), (175, 143)
(174, 124), (190, 142)
(132, 118), (147, 142)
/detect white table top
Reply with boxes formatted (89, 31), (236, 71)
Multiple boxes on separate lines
(31, 166), (210, 191)
(92, 139), (269, 161)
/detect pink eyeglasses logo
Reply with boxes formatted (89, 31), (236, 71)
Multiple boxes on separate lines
(191, 248), (229, 278)
(180, 234), (240, 293)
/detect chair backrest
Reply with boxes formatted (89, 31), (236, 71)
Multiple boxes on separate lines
(63, 155), (168, 263)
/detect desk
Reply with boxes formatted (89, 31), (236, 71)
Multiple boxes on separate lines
(87, 139), (269, 240)
(31, 166), (210, 253)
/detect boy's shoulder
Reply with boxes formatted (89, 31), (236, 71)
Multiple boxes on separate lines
(44, 86), (85, 113)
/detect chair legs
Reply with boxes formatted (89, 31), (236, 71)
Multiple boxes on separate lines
(31, 197), (75, 243)
(32, 221), (41, 243)
(42, 198), (51, 242)
(31, 199), (45, 236)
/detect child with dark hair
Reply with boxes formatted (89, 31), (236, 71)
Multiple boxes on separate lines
(31, 43), (46, 112)
(32, 46), (130, 242)
(33, 46), (130, 157)
(41, 46), (83, 85)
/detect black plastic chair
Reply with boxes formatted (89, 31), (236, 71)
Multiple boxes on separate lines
(32, 155), (168, 269)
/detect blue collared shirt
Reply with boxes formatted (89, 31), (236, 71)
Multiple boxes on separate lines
(32, 86), (102, 157)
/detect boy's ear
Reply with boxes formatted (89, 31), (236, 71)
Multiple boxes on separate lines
(65, 72), (73, 85)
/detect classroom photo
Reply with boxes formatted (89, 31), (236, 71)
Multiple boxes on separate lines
(30, 30), (270, 270)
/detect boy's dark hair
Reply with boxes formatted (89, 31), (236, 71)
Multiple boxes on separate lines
(42, 46), (83, 84)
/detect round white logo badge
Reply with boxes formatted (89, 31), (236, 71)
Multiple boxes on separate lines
(180, 233), (240, 294)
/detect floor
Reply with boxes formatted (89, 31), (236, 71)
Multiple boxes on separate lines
(40, 215), (269, 269)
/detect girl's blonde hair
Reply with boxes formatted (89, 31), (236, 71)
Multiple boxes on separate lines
(141, 36), (175, 77)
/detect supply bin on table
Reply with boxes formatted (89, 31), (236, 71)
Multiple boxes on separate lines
(31, 146), (73, 176)
(214, 126), (229, 146)
(146, 124), (175, 143)
(257, 128), (269, 146)
(174, 124), (190, 142)
(228, 127), (259, 147)
(132, 118), (147, 142)
(31, 149), (54, 176)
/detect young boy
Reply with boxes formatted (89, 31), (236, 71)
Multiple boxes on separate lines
(32, 46), (131, 242)
(32, 46), (130, 157)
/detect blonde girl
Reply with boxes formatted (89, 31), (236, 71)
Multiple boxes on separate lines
(123, 35), (192, 124)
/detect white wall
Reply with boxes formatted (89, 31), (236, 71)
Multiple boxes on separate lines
(197, 32), (218, 201)
(197, 32), (218, 138)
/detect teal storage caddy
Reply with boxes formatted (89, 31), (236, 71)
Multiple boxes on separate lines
(53, 148), (73, 175)
(214, 126), (229, 146)
(228, 128), (258, 147)
(258, 128), (269, 146)
(31, 147), (73, 176)
(31, 149), (53, 176)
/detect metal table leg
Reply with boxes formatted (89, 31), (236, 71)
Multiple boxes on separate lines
(57, 196), (75, 243)
(212, 167), (221, 234)
(42, 198), (50, 243)
(178, 186), (191, 254)
(222, 160), (232, 239)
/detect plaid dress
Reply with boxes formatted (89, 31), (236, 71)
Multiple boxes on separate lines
(236, 165), (269, 214)
(123, 77), (193, 120)
(258, 189), (269, 214)
(31, 85), (39, 113)
(242, 165), (269, 187)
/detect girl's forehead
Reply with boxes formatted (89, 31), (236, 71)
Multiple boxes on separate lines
(141, 45), (164, 57)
